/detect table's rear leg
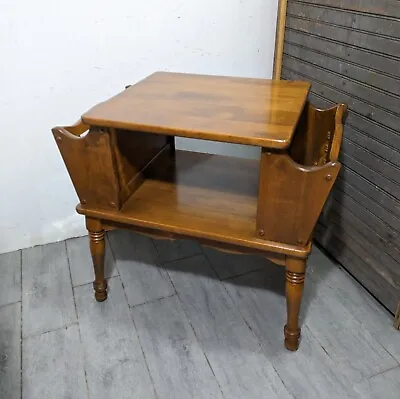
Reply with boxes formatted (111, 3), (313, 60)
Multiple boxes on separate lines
(86, 217), (108, 302)
(284, 256), (306, 351)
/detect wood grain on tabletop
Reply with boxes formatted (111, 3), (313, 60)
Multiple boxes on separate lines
(81, 72), (311, 149)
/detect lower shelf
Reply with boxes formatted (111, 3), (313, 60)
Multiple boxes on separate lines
(77, 150), (308, 256)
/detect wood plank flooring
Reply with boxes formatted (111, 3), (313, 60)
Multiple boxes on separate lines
(0, 231), (399, 398)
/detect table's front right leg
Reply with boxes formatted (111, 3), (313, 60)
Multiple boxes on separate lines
(284, 256), (306, 351)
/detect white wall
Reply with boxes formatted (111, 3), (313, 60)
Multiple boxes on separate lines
(0, 0), (278, 254)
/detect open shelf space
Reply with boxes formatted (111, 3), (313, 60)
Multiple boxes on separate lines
(78, 150), (307, 256)
(122, 150), (259, 242)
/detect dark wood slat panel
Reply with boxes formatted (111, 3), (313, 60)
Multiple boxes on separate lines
(320, 213), (400, 291)
(344, 126), (400, 169)
(339, 152), (400, 199)
(329, 186), (400, 244)
(288, 2), (400, 38)
(346, 116), (400, 154)
(284, 43), (400, 96)
(322, 196), (400, 261)
(319, 217), (400, 298)
(283, 56), (399, 115)
(284, 0), (400, 313)
(337, 168), (400, 220)
(334, 176), (400, 232)
(308, 91), (400, 173)
(285, 30), (400, 79)
(305, 91), (400, 156)
(304, 92), (332, 109)
(341, 138), (400, 184)
(282, 68), (400, 132)
(293, 0), (400, 18)
(315, 223), (399, 313)
(286, 15), (400, 58)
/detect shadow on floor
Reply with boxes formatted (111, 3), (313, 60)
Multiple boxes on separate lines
(107, 229), (338, 326)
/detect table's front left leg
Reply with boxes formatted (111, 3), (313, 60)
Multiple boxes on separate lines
(86, 217), (108, 302)
(284, 256), (306, 351)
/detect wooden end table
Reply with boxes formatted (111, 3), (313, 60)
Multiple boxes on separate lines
(52, 72), (346, 351)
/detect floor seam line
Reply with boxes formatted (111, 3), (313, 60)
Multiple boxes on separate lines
(119, 275), (160, 399)
(219, 273), (294, 398)
(0, 300), (22, 310)
(166, 270), (226, 399)
(22, 322), (79, 340)
(73, 275), (119, 290)
(65, 240), (91, 399)
(158, 253), (204, 266)
(363, 363), (400, 380)
(20, 249), (23, 399)
(106, 233), (123, 282)
(220, 266), (267, 282)
(129, 293), (178, 309)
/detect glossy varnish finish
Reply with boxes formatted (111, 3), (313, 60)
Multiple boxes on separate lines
(256, 152), (340, 246)
(53, 73), (346, 351)
(82, 72), (311, 149)
(256, 103), (346, 247)
(52, 123), (120, 210)
(76, 150), (309, 258)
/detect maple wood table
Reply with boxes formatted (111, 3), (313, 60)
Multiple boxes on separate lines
(52, 72), (346, 351)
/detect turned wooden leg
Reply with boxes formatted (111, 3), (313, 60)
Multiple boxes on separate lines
(284, 256), (306, 351)
(86, 217), (108, 302)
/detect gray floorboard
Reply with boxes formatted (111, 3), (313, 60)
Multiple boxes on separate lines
(303, 278), (397, 383)
(132, 295), (224, 399)
(225, 268), (360, 399)
(22, 324), (87, 399)
(167, 254), (293, 399)
(66, 235), (118, 287)
(74, 277), (156, 399)
(0, 251), (21, 307)
(108, 230), (175, 306)
(354, 366), (400, 399)
(2, 237), (399, 398)
(309, 246), (400, 363)
(0, 303), (21, 399)
(153, 238), (202, 263)
(22, 242), (76, 338)
(202, 246), (270, 280)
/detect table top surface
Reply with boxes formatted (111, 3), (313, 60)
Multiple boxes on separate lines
(81, 72), (311, 149)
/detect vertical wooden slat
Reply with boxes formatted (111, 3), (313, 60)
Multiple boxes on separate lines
(273, 0), (288, 80)
(279, 0), (400, 316)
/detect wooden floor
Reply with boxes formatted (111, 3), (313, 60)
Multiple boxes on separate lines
(1, 230), (399, 399)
